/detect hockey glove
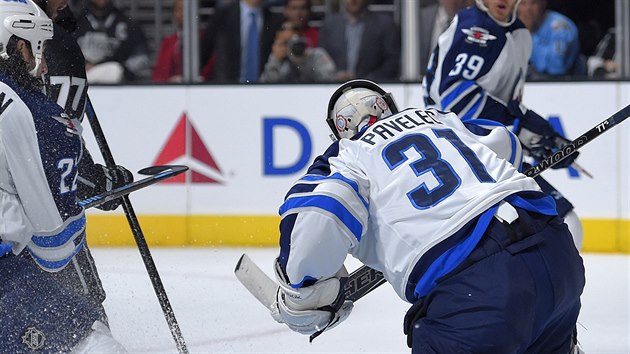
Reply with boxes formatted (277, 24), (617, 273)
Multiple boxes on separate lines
(507, 100), (578, 169)
(270, 258), (353, 337)
(98, 165), (134, 210)
(77, 164), (134, 211)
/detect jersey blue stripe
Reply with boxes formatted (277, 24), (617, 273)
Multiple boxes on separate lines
(290, 275), (318, 289)
(279, 195), (363, 241)
(0, 243), (11, 257)
(28, 238), (86, 271)
(413, 205), (498, 299)
(441, 80), (475, 109)
(31, 215), (86, 248)
(506, 194), (558, 216)
(300, 172), (369, 209)
(507, 128), (519, 165)
(460, 93), (484, 120)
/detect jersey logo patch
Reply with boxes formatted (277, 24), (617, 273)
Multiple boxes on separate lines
(22, 326), (46, 350)
(51, 113), (79, 136)
(462, 26), (496, 46)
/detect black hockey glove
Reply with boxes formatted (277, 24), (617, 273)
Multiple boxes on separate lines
(98, 165), (133, 210)
(507, 100), (578, 169)
(77, 164), (134, 211)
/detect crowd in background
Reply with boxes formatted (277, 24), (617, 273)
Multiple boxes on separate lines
(65, 0), (618, 84)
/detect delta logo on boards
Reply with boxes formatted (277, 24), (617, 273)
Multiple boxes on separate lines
(153, 112), (224, 184)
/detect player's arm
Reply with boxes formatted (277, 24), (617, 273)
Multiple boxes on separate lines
(463, 119), (524, 169)
(272, 145), (366, 336)
(0, 98), (65, 250)
(506, 101), (579, 169)
(436, 76), (514, 124)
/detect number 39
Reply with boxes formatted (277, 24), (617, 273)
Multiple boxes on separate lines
(448, 53), (484, 79)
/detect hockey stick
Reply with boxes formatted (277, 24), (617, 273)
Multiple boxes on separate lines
(236, 103), (630, 313)
(525, 102), (630, 176)
(85, 97), (189, 354)
(79, 165), (188, 209)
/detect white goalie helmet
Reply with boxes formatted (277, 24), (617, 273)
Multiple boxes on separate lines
(326, 79), (399, 141)
(475, 0), (523, 27)
(0, 0), (53, 76)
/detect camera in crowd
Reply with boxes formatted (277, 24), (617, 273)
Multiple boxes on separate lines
(287, 35), (308, 57)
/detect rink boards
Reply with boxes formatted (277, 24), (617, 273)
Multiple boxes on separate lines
(83, 82), (630, 253)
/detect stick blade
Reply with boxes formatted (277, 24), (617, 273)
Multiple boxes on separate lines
(137, 165), (188, 176)
(234, 254), (277, 308)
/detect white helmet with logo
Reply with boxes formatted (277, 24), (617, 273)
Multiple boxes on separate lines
(475, 0), (523, 27)
(326, 79), (399, 141)
(0, 0), (53, 76)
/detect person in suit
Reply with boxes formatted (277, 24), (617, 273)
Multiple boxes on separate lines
(200, 0), (284, 83)
(419, 0), (472, 75)
(318, 0), (400, 81)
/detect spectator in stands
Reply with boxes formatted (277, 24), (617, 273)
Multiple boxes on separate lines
(517, 0), (583, 78)
(419, 0), (472, 75)
(152, 0), (184, 83)
(73, 0), (151, 83)
(318, 0), (400, 81)
(259, 22), (336, 83)
(200, 0), (284, 83)
(283, 0), (319, 48)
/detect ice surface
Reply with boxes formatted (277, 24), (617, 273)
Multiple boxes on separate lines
(94, 248), (630, 353)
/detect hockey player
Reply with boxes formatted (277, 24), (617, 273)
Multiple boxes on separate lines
(0, 1), (126, 352)
(422, 0), (584, 249)
(270, 80), (584, 352)
(28, 0), (133, 325)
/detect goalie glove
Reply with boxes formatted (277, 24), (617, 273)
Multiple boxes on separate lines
(507, 100), (579, 169)
(270, 258), (353, 339)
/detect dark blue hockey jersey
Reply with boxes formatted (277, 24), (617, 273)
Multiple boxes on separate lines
(0, 72), (86, 272)
(422, 6), (531, 124)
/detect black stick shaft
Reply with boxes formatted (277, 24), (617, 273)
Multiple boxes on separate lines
(85, 97), (189, 354)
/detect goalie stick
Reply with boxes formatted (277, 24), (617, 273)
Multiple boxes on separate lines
(236, 103), (630, 317)
(79, 165), (188, 209)
(85, 97), (189, 354)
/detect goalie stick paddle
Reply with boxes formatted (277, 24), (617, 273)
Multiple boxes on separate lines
(234, 254), (277, 309)
(85, 97), (189, 354)
(79, 165), (188, 209)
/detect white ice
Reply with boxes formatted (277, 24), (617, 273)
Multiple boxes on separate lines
(94, 248), (630, 353)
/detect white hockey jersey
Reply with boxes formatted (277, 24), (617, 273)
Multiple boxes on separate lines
(278, 108), (555, 302)
(0, 73), (86, 272)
